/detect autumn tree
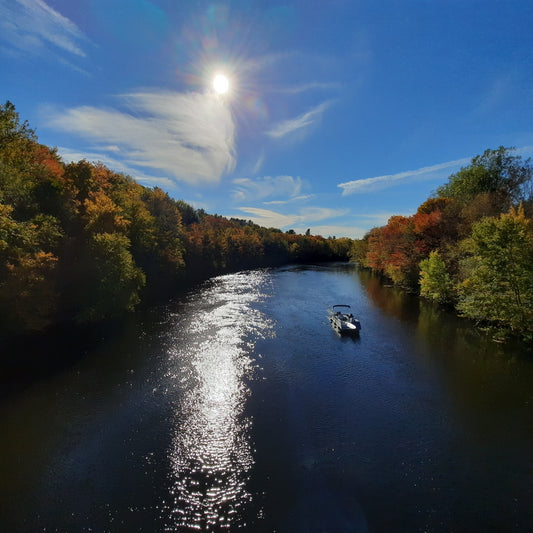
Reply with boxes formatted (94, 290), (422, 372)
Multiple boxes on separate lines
(83, 190), (130, 234)
(364, 216), (421, 286)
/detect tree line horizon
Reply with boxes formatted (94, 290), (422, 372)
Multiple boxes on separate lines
(0, 101), (352, 340)
(1, 101), (532, 343)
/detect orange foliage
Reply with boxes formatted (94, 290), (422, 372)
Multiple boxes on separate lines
(33, 146), (65, 181)
(413, 210), (441, 233)
(366, 212), (445, 286)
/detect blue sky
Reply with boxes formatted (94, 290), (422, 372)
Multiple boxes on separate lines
(1, 0), (532, 238)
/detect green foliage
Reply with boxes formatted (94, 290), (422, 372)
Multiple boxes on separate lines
(0, 101), (39, 214)
(437, 146), (533, 206)
(349, 236), (369, 265)
(175, 199), (199, 225)
(142, 187), (185, 274)
(327, 237), (352, 260)
(77, 233), (146, 322)
(419, 251), (454, 304)
(456, 206), (533, 339)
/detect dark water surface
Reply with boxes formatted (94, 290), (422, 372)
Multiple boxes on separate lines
(1, 263), (532, 532)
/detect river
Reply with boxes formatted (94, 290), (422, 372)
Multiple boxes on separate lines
(1, 263), (532, 532)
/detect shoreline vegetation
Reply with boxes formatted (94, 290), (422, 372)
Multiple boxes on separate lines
(2, 101), (532, 363)
(0, 101), (352, 347)
(348, 147), (533, 343)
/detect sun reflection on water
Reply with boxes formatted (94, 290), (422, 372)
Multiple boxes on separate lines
(162, 271), (273, 531)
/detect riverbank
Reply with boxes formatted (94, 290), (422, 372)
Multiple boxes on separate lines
(351, 261), (533, 347)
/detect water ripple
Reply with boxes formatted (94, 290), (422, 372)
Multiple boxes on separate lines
(161, 271), (273, 531)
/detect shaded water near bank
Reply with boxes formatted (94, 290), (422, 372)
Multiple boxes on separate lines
(1, 263), (532, 531)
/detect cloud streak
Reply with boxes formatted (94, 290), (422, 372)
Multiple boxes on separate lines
(48, 90), (236, 185)
(266, 100), (334, 139)
(0, 0), (87, 58)
(232, 175), (303, 202)
(236, 205), (348, 230)
(338, 157), (471, 196)
(237, 207), (300, 229)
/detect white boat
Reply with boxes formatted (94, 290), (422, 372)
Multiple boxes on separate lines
(329, 305), (361, 335)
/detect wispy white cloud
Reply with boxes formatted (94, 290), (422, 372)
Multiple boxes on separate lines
(236, 207), (300, 229)
(0, 0), (87, 58)
(48, 90), (236, 185)
(338, 157), (471, 196)
(57, 147), (176, 189)
(266, 100), (334, 139)
(339, 146), (533, 197)
(263, 194), (313, 205)
(236, 205), (348, 231)
(232, 175), (303, 202)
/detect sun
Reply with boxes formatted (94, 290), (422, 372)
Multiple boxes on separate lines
(213, 73), (230, 94)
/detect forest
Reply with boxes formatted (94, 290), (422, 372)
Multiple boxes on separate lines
(2, 100), (532, 344)
(349, 146), (533, 341)
(0, 101), (351, 340)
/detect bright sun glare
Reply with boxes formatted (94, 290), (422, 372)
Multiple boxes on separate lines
(213, 73), (230, 94)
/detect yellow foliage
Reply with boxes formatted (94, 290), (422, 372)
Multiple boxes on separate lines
(84, 191), (130, 234)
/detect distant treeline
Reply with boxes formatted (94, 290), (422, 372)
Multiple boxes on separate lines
(349, 146), (533, 341)
(0, 101), (351, 338)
